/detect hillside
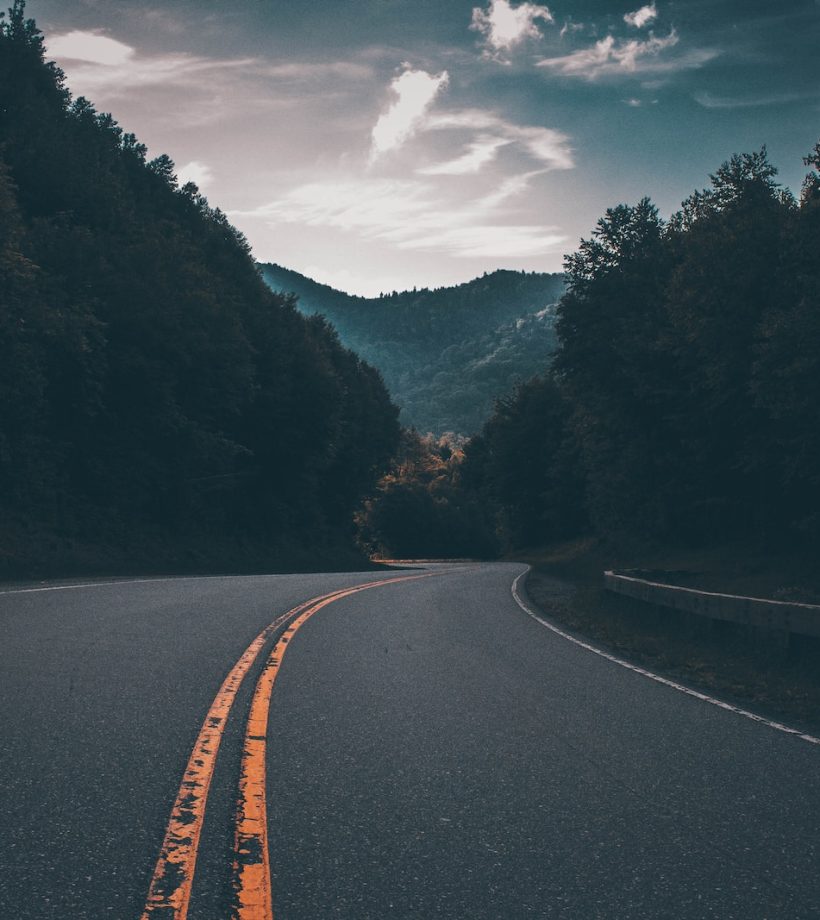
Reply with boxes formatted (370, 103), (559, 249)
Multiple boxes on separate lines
(260, 264), (565, 434)
(0, 6), (399, 576)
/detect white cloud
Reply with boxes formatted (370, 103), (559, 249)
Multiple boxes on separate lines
(537, 30), (708, 79)
(560, 20), (585, 39)
(47, 30), (135, 66)
(425, 110), (574, 171)
(398, 224), (565, 258)
(48, 33), (253, 103)
(230, 173), (566, 260)
(477, 171), (542, 209)
(418, 136), (511, 175)
(694, 90), (810, 109)
(471, 0), (553, 57)
(237, 179), (429, 235)
(624, 4), (658, 29)
(263, 61), (374, 81)
(369, 67), (449, 162)
(177, 160), (214, 189)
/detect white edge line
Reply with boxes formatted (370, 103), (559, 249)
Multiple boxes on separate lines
(0, 572), (361, 597)
(511, 567), (820, 748)
(0, 574), (269, 596)
(0, 565), (438, 597)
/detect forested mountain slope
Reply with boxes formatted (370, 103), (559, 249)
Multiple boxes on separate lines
(0, 3), (399, 575)
(260, 264), (565, 434)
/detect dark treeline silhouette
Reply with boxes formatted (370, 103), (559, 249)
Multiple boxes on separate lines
(261, 263), (564, 435)
(457, 143), (820, 554)
(361, 144), (820, 559)
(0, 3), (399, 574)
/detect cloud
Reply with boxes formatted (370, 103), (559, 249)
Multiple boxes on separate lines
(418, 136), (511, 175)
(177, 160), (214, 189)
(263, 61), (374, 81)
(425, 110), (574, 171)
(370, 67), (449, 162)
(623, 4), (658, 29)
(537, 30), (716, 79)
(559, 20), (585, 39)
(397, 224), (565, 258)
(230, 173), (566, 260)
(471, 0), (553, 58)
(47, 30), (253, 103)
(47, 30), (135, 66)
(694, 90), (811, 109)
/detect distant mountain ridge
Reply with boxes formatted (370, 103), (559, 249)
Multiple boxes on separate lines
(260, 264), (565, 434)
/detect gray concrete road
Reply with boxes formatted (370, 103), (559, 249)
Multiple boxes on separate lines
(0, 562), (818, 919)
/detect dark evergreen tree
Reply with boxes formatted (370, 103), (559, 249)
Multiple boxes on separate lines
(0, 3), (399, 573)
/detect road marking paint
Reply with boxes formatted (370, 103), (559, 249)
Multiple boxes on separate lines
(232, 572), (438, 920)
(140, 578), (400, 920)
(511, 568), (820, 748)
(0, 574), (285, 596)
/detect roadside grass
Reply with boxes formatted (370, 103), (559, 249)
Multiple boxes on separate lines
(518, 538), (820, 734)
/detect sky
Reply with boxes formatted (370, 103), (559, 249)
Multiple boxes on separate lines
(25, 0), (820, 296)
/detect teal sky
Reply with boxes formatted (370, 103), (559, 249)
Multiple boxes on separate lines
(25, 0), (820, 294)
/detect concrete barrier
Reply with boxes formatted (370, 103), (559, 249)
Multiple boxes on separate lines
(603, 571), (820, 639)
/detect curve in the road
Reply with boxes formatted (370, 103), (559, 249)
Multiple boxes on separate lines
(140, 592), (321, 919)
(512, 569), (820, 747)
(141, 571), (443, 920)
(233, 572), (441, 920)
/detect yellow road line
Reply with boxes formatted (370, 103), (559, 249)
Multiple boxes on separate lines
(140, 580), (391, 919)
(232, 573), (435, 920)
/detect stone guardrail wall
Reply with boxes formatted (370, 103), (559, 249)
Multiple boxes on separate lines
(603, 571), (820, 640)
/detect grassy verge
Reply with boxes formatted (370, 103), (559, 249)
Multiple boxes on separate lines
(517, 538), (820, 734)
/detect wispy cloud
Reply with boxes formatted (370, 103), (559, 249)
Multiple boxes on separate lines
(47, 30), (134, 65)
(425, 110), (574, 171)
(538, 31), (716, 79)
(370, 67), (449, 163)
(694, 90), (812, 109)
(559, 20), (585, 39)
(397, 223), (565, 258)
(262, 61), (374, 81)
(471, 0), (553, 59)
(47, 29), (253, 102)
(418, 136), (511, 175)
(624, 4), (658, 29)
(177, 160), (214, 189)
(230, 173), (566, 260)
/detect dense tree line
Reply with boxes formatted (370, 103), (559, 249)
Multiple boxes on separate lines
(460, 143), (820, 553)
(0, 2), (399, 572)
(261, 263), (564, 434)
(356, 430), (498, 560)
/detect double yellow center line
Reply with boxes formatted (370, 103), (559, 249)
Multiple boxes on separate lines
(141, 572), (436, 920)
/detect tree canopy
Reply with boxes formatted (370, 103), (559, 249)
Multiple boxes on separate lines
(0, 3), (399, 573)
(454, 144), (820, 553)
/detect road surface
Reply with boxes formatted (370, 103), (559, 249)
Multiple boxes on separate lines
(0, 562), (818, 919)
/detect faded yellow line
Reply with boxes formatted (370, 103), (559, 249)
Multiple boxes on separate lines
(140, 580), (391, 919)
(232, 573), (437, 920)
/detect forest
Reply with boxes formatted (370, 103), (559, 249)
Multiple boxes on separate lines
(261, 264), (564, 435)
(3, 1), (819, 575)
(0, 3), (399, 574)
(364, 142), (820, 559)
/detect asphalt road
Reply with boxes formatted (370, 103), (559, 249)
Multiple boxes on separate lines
(0, 562), (818, 919)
